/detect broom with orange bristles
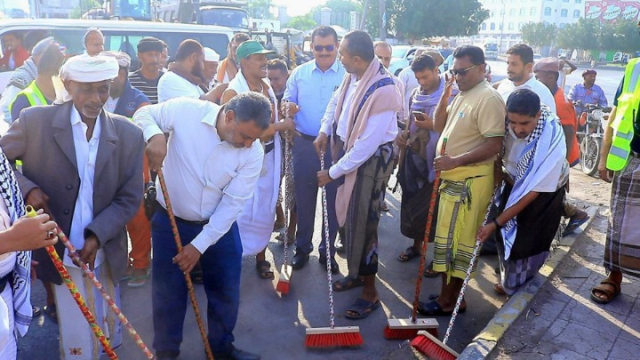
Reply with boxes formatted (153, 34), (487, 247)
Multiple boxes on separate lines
(305, 152), (363, 348)
(383, 138), (448, 340)
(276, 101), (294, 295)
(410, 189), (498, 359)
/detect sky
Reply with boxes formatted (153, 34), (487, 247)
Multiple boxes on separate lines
(272, 0), (326, 17)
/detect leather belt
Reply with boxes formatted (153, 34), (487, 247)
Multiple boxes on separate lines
(300, 133), (316, 142)
(155, 202), (209, 226)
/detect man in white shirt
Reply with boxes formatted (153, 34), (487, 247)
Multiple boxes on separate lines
(158, 40), (206, 102)
(135, 92), (271, 360)
(397, 48), (426, 122)
(315, 31), (401, 320)
(0, 55), (145, 360)
(496, 44), (557, 115)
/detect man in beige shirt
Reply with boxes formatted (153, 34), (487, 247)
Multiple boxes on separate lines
(418, 45), (506, 316)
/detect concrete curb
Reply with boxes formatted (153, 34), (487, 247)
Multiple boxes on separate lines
(457, 205), (600, 360)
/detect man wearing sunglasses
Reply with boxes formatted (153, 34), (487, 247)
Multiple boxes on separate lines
(281, 26), (345, 272)
(418, 45), (506, 316)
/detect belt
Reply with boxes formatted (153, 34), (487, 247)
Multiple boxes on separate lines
(264, 141), (274, 154)
(300, 133), (316, 142)
(155, 202), (209, 226)
(0, 273), (11, 294)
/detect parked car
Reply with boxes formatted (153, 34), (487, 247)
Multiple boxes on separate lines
(389, 45), (422, 76)
(613, 52), (629, 65)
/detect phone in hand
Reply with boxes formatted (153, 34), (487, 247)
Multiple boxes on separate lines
(413, 111), (427, 121)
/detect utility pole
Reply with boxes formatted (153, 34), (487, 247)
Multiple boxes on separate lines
(379, 0), (385, 40)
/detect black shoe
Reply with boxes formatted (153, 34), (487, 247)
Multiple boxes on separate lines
(214, 346), (261, 360)
(319, 254), (339, 274)
(292, 250), (310, 270)
(156, 350), (179, 360)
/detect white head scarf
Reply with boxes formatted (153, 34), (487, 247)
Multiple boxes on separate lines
(54, 55), (119, 104)
(100, 51), (131, 68)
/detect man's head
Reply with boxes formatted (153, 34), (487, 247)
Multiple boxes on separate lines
(160, 41), (169, 69)
(31, 36), (57, 66)
(339, 30), (374, 76)
(450, 45), (486, 92)
(582, 69), (597, 87)
(506, 44), (534, 83)
(374, 41), (392, 69)
(101, 51), (131, 98)
(506, 88), (541, 139)
(137, 37), (164, 75)
(175, 39), (204, 80)
(411, 54), (439, 91)
(219, 92), (272, 148)
(424, 50), (444, 68)
(60, 55), (119, 120)
(236, 40), (273, 80)
(203, 47), (220, 85)
(3, 32), (23, 52)
(229, 33), (250, 63)
(311, 26), (339, 70)
(267, 59), (289, 96)
(83, 29), (104, 56)
(36, 40), (65, 77)
(533, 57), (560, 91)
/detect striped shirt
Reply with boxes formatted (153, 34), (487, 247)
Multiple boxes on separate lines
(129, 70), (163, 104)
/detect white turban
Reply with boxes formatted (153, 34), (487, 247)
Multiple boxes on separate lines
(100, 51), (131, 68)
(204, 47), (220, 62)
(59, 55), (119, 83)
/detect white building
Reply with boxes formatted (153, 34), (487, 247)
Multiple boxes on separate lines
(474, 0), (586, 52)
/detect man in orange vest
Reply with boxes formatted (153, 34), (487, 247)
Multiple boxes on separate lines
(534, 58), (589, 236)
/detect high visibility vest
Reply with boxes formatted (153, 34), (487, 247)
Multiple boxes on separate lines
(8, 81), (48, 117)
(607, 58), (640, 171)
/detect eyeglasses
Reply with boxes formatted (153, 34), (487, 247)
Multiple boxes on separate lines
(449, 65), (477, 76)
(314, 45), (335, 52)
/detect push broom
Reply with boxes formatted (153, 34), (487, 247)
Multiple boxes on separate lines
(26, 206), (118, 360)
(305, 152), (363, 348)
(410, 189), (498, 359)
(276, 101), (294, 295)
(157, 170), (214, 360)
(383, 138), (447, 340)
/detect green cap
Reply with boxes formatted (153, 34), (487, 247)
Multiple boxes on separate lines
(235, 40), (274, 59)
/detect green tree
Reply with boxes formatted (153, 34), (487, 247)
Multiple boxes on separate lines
(312, 0), (362, 30)
(557, 18), (600, 51)
(520, 22), (557, 49)
(286, 14), (318, 31)
(70, 0), (100, 19)
(614, 20), (640, 54)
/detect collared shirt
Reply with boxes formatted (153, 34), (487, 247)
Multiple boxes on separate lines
(398, 67), (419, 120)
(320, 74), (397, 179)
(283, 59), (345, 137)
(104, 97), (119, 113)
(68, 106), (105, 268)
(497, 76), (557, 115)
(157, 71), (204, 103)
(134, 98), (264, 254)
(568, 83), (608, 115)
(129, 69), (163, 104)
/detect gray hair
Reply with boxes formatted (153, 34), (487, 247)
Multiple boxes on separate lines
(226, 92), (272, 130)
(83, 28), (103, 48)
(373, 41), (392, 52)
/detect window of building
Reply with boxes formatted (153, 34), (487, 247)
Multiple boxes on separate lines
(510, 8), (516, 16)
(508, 22), (514, 30)
(573, 9), (580, 18)
(575, 0), (582, 3)
(500, 8), (505, 15)
(490, 23), (495, 30)
(544, 7), (551, 15)
(561, 9), (568, 17)
(519, 8), (526, 16)
(530, 7), (536, 16)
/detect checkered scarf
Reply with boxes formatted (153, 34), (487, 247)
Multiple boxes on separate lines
(0, 148), (31, 336)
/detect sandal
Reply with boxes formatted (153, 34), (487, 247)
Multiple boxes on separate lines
(398, 246), (421, 262)
(591, 279), (621, 304)
(256, 260), (274, 280)
(127, 268), (150, 288)
(562, 214), (589, 237)
(32, 306), (41, 317)
(423, 261), (439, 277)
(332, 276), (365, 292)
(494, 283), (507, 295)
(344, 298), (380, 320)
(417, 299), (466, 316)
(43, 304), (58, 324)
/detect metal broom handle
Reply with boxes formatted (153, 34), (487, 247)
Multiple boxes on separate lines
(282, 100), (292, 269)
(320, 152), (335, 329)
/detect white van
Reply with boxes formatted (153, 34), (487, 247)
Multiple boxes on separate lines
(0, 19), (234, 92)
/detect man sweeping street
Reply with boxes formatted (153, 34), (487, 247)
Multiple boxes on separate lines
(315, 30), (401, 319)
(135, 92), (271, 360)
(477, 89), (568, 295)
(0, 54), (144, 360)
(418, 45), (505, 316)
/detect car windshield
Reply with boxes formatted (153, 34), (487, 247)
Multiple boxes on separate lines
(392, 47), (409, 58)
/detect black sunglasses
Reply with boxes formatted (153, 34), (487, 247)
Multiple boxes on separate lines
(314, 45), (335, 52)
(449, 65), (478, 76)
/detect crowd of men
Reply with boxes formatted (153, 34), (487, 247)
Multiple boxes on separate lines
(0, 23), (636, 360)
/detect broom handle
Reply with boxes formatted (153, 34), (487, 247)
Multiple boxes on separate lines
(25, 207), (118, 359)
(282, 101), (293, 269)
(442, 188), (498, 345)
(53, 226), (155, 359)
(320, 152), (335, 329)
(157, 170), (214, 360)
(411, 138), (447, 322)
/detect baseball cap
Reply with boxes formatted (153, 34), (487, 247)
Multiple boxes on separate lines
(204, 47), (220, 62)
(236, 40), (274, 59)
(582, 69), (597, 77)
(532, 57), (559, 73)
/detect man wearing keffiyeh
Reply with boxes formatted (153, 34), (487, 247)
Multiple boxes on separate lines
(477, 89), (568, 295)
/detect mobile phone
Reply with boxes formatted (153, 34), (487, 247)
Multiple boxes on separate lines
(413, 111), (426, 121)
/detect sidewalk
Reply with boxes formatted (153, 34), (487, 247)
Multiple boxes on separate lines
(488, 210), (640, 359)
